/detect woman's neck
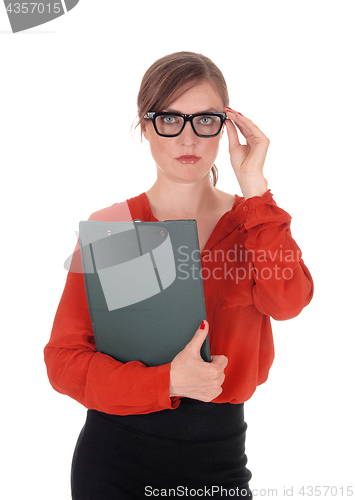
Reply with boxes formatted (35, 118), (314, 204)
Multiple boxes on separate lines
(145, 176), (219, 220)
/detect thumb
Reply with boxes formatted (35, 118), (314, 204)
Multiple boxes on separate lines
(187, 320), (209, 354)
(225, 117), (241, 152)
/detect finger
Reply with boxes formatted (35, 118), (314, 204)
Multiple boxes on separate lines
(210, 354), (228, 369)
(187, 320), (209, 353)
(225, 107), (268, 141)
(224, 117), (241, 152)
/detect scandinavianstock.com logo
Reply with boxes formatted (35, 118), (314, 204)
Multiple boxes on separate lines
(3, 0), (79, 33)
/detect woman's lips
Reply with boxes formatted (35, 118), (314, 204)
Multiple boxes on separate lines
(176, 155), (201, 164)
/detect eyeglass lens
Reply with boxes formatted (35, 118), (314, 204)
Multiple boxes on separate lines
(155, 114), (222, 136)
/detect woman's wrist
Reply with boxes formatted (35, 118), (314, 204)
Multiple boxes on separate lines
(237, 173), (268, 200)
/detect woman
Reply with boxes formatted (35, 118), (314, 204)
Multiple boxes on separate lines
(44, 51), (313, 499)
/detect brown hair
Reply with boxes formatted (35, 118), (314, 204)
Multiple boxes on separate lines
(136, 51), (229, 186)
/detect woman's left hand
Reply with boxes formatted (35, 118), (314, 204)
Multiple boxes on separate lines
(224, 107), (269, 199)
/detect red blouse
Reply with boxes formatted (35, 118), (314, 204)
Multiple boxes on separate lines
(44, 190), (313, 415)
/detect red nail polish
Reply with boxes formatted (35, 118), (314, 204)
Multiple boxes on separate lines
(200, 320), (205, 330)
(238, 112), (243, 116)
(225, 106), (232, 111)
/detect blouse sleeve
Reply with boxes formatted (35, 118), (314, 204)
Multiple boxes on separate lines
(44, 240), (180, 415)
(230, 190), (314, 320)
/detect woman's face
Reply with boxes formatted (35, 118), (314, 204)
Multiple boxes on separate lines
(142, 81), (225, 185)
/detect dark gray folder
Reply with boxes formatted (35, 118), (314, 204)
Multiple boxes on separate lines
(79, 219), (210, 367)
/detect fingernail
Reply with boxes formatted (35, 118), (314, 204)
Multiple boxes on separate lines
(225, 106), (232, 111)
(238, 112), (243, 116)
(200, 320), (205, 330)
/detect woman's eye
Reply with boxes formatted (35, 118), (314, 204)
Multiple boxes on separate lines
(197, 116), (215, 125)
(162, 115), (178, 124)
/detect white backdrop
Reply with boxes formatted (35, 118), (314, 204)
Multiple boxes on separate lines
(1, 1), (354, 498)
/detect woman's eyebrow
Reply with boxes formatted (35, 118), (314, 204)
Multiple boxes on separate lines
(163, 108), (220, 114)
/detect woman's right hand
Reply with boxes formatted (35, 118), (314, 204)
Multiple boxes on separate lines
(169, 321), (228, 402)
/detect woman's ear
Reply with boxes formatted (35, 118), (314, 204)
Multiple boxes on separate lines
(141, 121), (149, 142)
(219, 123), (225, 140)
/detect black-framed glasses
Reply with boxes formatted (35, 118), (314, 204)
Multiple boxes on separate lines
(144, 112), (227, 138)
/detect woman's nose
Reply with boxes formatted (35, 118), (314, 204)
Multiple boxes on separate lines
(178, 122), (196, 146)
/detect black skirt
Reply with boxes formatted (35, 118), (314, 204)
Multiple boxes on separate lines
(71, 398), (252, 499)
